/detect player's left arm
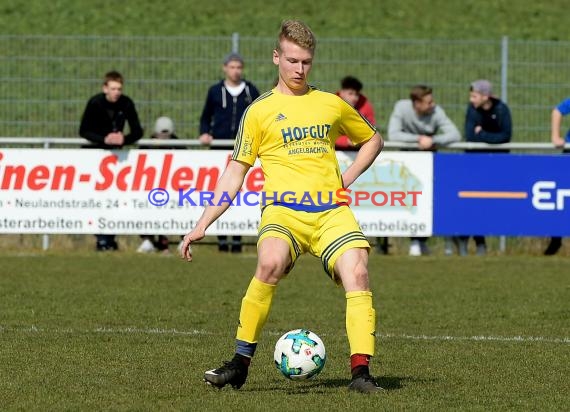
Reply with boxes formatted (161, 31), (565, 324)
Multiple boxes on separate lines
(341, 132), (383, 188)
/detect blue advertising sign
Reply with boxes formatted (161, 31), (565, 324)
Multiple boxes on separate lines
(434, 153), (570, 236)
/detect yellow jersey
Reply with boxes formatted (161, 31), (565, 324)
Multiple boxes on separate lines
(232, 86), (376, 211)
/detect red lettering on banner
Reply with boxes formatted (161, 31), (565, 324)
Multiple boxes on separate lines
(171, 167), (194, 190)
(246, 167), (264, 191)
(95, 154), (118, 190)
(132, 154), (156, 191)
(158, 154), (173, 189)
(1, 150), (77, 190)
(0, 151), (242, 192)
(116, 166), (132, 191)
(27, 166), (50, 190)
(2, 165), (25, 189)
(52, 166), (75, 190)
(195, 167), (219, 191)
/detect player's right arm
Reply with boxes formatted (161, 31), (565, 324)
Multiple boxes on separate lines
(551, 108), (565, 148)
(181, 159), (250, 261)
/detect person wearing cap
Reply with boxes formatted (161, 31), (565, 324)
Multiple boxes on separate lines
(388, 84), (461, 257)
(458, 79), (512, 256)
(137, 116), (184, 254)
(543, 97), (570, 255)
(199, 52), (261, 253)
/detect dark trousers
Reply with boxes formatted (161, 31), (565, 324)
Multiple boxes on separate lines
(218, 235), (242, 252)
(459, 236), (486, 246)
(95, 234), (117, 249)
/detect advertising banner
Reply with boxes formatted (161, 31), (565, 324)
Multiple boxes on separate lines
(0, 149), (433, 236)
(434, 153), (570, 236)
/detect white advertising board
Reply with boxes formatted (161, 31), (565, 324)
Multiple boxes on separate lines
(0, 149), (432, 236)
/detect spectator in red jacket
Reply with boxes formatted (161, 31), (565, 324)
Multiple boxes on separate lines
(335, 76), (376, 150)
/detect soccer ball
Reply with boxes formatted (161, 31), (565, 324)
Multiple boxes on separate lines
(274, 329), (326, 380)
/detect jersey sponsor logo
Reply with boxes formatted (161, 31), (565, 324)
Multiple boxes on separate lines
(287, 146), (329, 155)
(281, 124), (331, 144)
(275, 113), (287, 122)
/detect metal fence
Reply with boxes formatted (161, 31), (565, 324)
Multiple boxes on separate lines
(2, 34), (570, 142)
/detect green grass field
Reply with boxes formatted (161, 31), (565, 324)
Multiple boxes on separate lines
(1, 249), (568, 410)
(2, 0), (569, 39)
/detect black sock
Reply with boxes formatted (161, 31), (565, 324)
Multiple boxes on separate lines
(351, 365), (370, 378)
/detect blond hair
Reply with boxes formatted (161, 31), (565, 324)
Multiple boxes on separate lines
(276, 20), (316, 52)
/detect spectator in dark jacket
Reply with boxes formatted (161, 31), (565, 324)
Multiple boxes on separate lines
(199, 53), (260, 145)
(198, 53), (260, 253)
(79, 71), (143, 149)
(459, 79), (512, 256)
(464, 79), (512, 149)
(79, 71), (144, 251)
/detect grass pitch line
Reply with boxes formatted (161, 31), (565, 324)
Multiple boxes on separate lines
(2, 325), (569, 344)
(379, 332), (570, 344)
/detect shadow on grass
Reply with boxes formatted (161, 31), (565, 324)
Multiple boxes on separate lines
(246, 375), (429, 393)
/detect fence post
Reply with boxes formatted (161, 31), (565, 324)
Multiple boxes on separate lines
(498, 36), (509, 254)
(42, 140), (50, 251)
(232, 32), (240, 53)
(500, 36), (509, 105)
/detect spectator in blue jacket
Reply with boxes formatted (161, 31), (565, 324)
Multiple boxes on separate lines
(199, 53), (260, 253)
(459, 80), (512, 256)
(199, 53), (260, 146)
(544, 98), (570, 255)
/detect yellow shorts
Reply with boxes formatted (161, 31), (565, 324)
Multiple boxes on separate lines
(257, 205), (370, 282)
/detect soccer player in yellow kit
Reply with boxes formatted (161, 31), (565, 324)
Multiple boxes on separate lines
(181, 20), (384, 393)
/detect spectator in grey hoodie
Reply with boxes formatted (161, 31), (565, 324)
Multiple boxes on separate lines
(388, 85), (460, 256)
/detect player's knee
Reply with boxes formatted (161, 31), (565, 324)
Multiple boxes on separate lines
(255, 255), (289, 282)
(351, 262), (369, 288)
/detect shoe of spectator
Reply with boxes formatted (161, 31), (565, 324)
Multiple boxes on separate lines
(476, 244), (487, 256)
(458, 239), (468, 256)
(95, 242), (108, 252)
(544, 238), (562, 255)
(419, 241), (431, 256)
(218, 244), (229, 252)
(137, 239), (156, 253)
(96, 239), (118, 251)
(409, 240), (421, 256)
(444, 237), (459, 256)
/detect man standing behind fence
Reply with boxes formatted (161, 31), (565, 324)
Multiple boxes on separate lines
(388, 85), (461, 256)
(458, 79), (512, 256)
(79, 70), (143, 251)
(199, 53), (260, 253)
